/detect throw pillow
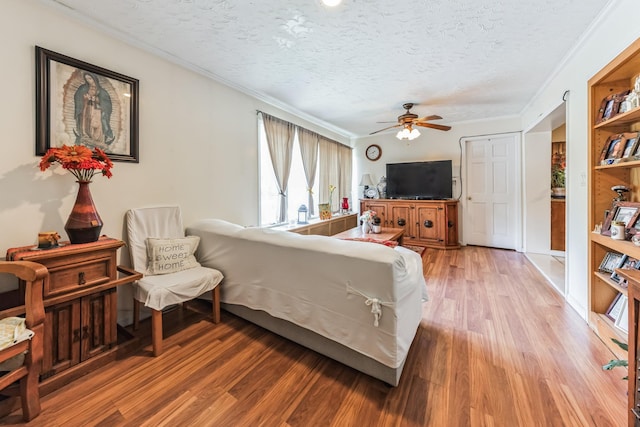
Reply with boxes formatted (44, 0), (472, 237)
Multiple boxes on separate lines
(146, 236), (201, 275)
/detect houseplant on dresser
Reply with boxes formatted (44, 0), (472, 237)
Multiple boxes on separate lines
(39, 144), (113, 243)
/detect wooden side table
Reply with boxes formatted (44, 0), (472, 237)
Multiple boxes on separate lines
(5, 236), (141, 394)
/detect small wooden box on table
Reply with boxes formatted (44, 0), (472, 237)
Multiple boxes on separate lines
(5, 237), (141, 394)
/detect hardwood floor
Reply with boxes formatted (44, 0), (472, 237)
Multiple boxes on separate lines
(2, 246), (627, 426)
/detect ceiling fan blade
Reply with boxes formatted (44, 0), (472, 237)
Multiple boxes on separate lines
(414, 122), (452, 131)
(369, 124), (402, 135)
(376, 121), (399, 124)
(414, 115), (443, 122)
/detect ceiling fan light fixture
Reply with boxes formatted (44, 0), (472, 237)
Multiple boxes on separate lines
(322, 0), (342, 6)
(396, 126), (420, 141)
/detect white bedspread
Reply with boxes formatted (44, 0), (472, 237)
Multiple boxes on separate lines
(187, 219), (426, 369)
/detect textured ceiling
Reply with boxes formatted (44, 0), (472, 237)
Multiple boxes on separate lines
(42, 0), (608, 138)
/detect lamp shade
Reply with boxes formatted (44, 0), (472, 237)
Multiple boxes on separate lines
(359, 174), (374, 187)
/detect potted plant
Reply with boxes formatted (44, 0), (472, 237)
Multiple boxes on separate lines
(372, 216), (382, 233)
(551, 162), (566, 197)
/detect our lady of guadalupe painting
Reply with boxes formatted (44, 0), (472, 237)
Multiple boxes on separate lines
(36, 46), (139, 162)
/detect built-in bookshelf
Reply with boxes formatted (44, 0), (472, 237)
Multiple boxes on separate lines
(588, 38), (640, 360)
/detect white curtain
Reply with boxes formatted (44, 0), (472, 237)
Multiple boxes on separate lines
(298, 128), (319, 216)
(319, 137), (340, 212)
(262, 113), (296, 223)
(338, 143), (353, 210)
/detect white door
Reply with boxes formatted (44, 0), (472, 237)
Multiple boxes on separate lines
(465, 134), (520, 249)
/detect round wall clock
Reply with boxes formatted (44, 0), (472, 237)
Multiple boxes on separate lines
(365, 144), (382, 161)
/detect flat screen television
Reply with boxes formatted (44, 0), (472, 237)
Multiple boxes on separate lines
(386, 160), (453, 200)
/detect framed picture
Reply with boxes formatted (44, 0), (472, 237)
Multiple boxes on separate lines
(598, 134), (626, 164)
(35, 46), (139, 163)
(626, 132), (640, 158)
(606, 292), (625, 322)
(611, 255), (638, 283)
(597, 90), (630, 124)
(602, 201), (640, 236)
(599, 251), (625, 273)
(615, 296), (629, 333)
(621, 132), (639, 159)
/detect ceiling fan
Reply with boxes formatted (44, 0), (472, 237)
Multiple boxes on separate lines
(369, 103), (451, 140)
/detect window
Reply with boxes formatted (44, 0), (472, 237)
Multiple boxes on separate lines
(258, 113), (351, 227)
(259, 121), (318, 226)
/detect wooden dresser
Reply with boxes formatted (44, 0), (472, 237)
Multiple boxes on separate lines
(5, 237), (141, 394)
(360, 199), (459, 249)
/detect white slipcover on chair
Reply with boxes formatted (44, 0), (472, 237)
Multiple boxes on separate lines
(125, 206), (223, 356)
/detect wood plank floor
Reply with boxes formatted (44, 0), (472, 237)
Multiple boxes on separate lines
(2, 246), (628, 426)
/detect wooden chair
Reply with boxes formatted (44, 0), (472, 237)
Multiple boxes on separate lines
(125, 206), (223, 356)
(0, 261), (46, 422)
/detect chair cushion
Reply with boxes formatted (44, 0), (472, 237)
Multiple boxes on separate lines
(0, 317), (33, 351)
(146, 236), (201, 275)
(135, 266), (223, 311)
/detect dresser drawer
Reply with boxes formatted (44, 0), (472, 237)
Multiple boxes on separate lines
(45, 257), (111, 297)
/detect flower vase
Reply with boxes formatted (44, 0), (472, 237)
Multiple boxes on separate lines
(65, 181), (103, 244)
(362, 221), (371, 234)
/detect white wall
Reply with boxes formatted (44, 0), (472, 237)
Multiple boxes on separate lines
(522, 131), (552, 253)
(0, 0), (348, 323)
(520, 0), (640, 318)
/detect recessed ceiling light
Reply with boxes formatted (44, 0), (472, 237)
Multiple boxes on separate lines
(322, 0), (342, 7)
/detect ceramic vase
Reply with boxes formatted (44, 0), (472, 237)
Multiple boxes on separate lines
(362, 222), (371, 234)
(65, 181), (103, 244)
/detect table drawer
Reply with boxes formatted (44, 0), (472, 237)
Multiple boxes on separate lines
(46, 258), (111, 297)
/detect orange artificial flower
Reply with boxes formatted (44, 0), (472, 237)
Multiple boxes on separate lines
(55, 145), (92, 163)
(39, 144), (114, 181)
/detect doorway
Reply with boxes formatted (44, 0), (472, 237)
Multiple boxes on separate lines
(463, 133), (521, 250)
(522, 102), (567, 295)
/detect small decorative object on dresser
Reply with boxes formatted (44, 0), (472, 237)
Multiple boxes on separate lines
(319, 203), (331, 220)
(39, 145), (113, 244)
(377, 176), (387, 199)
(37, 231), (61, 249)
(341, 197), (350, 214)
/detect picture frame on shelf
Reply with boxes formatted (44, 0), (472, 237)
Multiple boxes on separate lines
(614, 296), (629, 333)
(606, 292), (625, 322)
(596, 90), (630, 124)
(601, 201), (640, 236)
(611, 255), (638, 283)
(599, 251), (625, 273)
(598, 134), (626, 165)
(621, 132), (640, 159)
(35, 46), (140, 163)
